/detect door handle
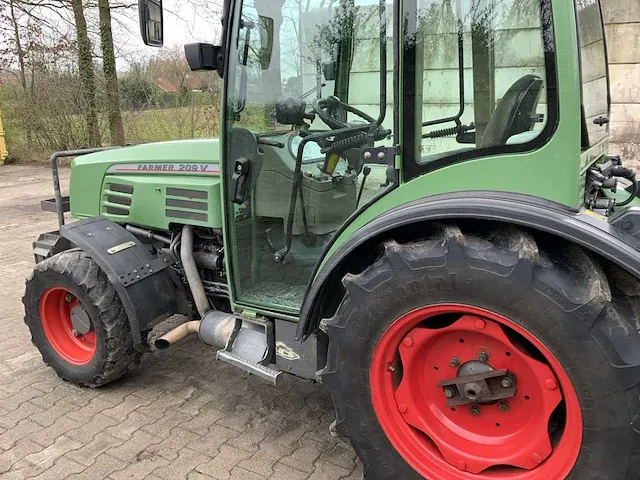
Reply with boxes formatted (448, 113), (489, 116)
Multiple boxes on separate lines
(230, 157), (251, 204)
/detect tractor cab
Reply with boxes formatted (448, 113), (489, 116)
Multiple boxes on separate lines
(138, 0), (610, 314)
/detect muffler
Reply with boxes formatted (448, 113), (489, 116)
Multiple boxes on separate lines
(154, 311), (237, 350)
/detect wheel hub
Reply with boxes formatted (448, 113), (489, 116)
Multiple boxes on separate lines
(369, 304), (582, 479)
(39, 286), (96, 365)
(437, 360), (517, 406)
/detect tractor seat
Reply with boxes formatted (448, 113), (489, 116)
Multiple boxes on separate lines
(479, 74), (544, 149)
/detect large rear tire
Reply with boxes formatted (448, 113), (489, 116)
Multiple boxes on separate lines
(320, 223), (640, 479)
(23, 249), (141, 387)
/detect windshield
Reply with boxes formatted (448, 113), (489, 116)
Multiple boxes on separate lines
(576, 0), (609, 147)
(225, 0), (392, 135)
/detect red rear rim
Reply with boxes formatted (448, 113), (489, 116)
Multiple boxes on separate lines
(39, 286), (96, 365)
(369, 304), (582, 479)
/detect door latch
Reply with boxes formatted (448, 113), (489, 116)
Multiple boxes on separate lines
(230, 157), (251, 204)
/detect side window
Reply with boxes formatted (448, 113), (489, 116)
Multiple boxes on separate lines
(417, 0), (550, 162)
(576, 0), (609, 147)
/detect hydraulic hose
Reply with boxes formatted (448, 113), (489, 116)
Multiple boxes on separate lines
(180, 225), (210, 318)
(612, 166), (638, 207)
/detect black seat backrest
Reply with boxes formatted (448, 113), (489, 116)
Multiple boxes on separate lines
(479, 74), (544, 149)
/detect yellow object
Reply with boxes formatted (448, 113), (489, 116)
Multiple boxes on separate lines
(0, 110), (7, 165)
(324, 152), (341, 175)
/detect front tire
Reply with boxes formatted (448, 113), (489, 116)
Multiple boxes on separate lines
(320, 223), (640, 479)
(23, 249), (141, 387)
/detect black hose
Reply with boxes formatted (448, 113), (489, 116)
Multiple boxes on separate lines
(357, 166), (372, 208)
(612, 166), (638, 207)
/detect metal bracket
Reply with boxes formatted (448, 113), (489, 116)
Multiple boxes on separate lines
(361, 145), (399, 165)
(118, 255), (172, 287)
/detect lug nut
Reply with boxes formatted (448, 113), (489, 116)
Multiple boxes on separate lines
(444, 387), (455, 399)
(403, 337), (414, 347)
(64, 293), (72, 302)
(469, 406), (480, 416)
(450, 357), (460, 368)
(71, 329), (79, 337)
(398, 404), (407, 413)
(501, 378), (512, 388)
(498, 401), (509, 412)
(545, 379), (558, 390)
(387, 364), (396, 373)
(477, 350), (489, 362)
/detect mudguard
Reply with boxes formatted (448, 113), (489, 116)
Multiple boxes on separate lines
(297, 191), (640, 340)
(61, 216), (177, 349)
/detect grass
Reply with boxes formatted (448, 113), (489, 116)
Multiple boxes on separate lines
(2, 102), (273, 163)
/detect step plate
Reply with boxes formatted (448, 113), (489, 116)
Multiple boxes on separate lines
(216, 349), (283, 386)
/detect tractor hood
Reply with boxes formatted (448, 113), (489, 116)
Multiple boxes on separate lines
(69, 138), (224, 230)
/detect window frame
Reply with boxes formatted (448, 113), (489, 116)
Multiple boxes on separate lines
(574, 0), (611, 150)
(402, 0), (560, 182)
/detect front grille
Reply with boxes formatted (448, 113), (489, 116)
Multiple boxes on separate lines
(103, 183), (134, 216)
(166, 188), (209, 223)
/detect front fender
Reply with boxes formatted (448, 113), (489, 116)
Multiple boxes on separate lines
(61, 216), (177, 349)
(297, 191), (640, 340)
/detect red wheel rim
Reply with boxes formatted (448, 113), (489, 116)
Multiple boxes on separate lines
(39, 286), (96, 365)
(369, 304), (582, 479)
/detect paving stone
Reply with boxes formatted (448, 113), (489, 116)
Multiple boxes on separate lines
(270, 462), (309, 480)
(153, 447), (210, 480)
(28, 457), (85, 479)
(104, 411), (156, 441)
(0, 439), (44, 474)
(186, 424), (241, 457)
(65, 413), (119, 444)
(318, 441), (358, 471)
(0, 165), (364, 480)
(108, 450), (169, 480)
(65, 432), (123, 467)
(195, 445), (253, 479)
(0, 401), (44, 429)
(280, 438), (325, 473)
(24, 436), (82, 470)
(0, 419), (41, 450)
(108, 430), (161, 464)
(145, 428), (201, 461)
(66, 453), (126, 480)
(28, 415), (82, 448)
(229, 466), (264, 480)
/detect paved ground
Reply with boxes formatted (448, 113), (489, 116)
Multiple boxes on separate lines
(0, 165), (363, 479)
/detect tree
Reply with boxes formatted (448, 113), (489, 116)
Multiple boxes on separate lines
(70, 0), (100, 146)
(98, 0), (124, 145)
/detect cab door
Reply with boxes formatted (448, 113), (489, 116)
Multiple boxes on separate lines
(220, 0), (399, 315)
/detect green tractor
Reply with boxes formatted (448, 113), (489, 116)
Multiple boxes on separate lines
(22, 0), (640, 477)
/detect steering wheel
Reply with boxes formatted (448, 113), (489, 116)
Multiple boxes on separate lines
(313, 95), (377, 130)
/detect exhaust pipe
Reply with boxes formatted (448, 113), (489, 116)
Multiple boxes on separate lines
(154, 311), (237, 350)
(155, 225), (237, 351)
(154, 321), (199, 350)
(181, 225), (210, 318)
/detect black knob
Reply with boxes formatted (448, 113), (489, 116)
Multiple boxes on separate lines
(594, 116), (610, 126)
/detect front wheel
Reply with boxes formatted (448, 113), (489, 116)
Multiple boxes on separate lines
(321, 223), (640, 479)
(23, 249), (141, 387)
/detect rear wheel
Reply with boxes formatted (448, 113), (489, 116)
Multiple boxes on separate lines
(23, 249), (141, 387)
(320, 223), (640, 479)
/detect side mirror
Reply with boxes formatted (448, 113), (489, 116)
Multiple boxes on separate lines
(185, 43), (224, 77)
(138, 0), (163, 46)
(275, 97), (307, 125)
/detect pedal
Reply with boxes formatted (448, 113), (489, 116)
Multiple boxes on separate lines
(216, 349), (283, 386)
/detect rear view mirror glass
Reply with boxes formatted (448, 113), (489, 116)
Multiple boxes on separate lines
(139, 0), (163, 47)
